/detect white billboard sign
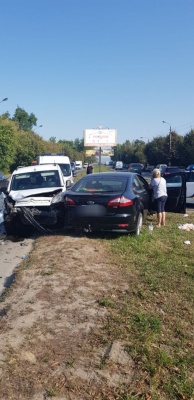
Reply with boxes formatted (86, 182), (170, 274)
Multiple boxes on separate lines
(84, 129), (117, 147)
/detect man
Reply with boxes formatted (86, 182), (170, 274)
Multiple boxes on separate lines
(86, 164), (93, 174)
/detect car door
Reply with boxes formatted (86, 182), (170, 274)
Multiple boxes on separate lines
(185, 171), (194, 203)
(165, 172), (186, 213)
(132, 175), (150, 211)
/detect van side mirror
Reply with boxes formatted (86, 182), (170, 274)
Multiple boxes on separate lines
(66, 180), (72, 189)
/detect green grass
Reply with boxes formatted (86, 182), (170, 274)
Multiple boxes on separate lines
(98, 211), (194, 399)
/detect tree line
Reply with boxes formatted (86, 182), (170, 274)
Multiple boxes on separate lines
(0, 107), (88, 173)
(1, 106), (194, 173)
(112, 130), (194, 168)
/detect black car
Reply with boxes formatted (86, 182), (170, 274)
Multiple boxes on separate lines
(128, 163), (144, 175)
(161, 166), (182, 177)
(64, 172), (186, 235)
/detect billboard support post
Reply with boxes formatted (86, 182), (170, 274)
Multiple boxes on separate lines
(84, 127), (117, 172)
(99, 147), (101, 172)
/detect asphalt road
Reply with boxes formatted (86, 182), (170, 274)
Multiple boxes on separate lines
(0, 223), (33, 297)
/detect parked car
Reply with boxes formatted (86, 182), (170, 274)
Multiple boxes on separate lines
(64, 172), (186, 235)
(143, 165), (155, 173)
(83, 163), (88, 168)
(185, 170), (194, 203)
(185, 164), (194, 171)
(156, 164), (167, 171)
(160, 166), (182, 177)
(3, 164), (71, 236)
(0, 172), (9, 189)
(128, 163), (144, 175)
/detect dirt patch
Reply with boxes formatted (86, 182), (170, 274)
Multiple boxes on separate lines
(0, 233), (134, 400)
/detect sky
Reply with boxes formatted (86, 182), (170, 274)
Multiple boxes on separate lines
(1, 0), (194, 145)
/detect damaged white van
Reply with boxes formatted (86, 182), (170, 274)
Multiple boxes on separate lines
(3, 164), (69, 236)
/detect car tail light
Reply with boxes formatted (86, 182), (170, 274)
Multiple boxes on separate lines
(65, 196), (75, 205)
(118, 223), (129, 227)
(107, 196), (133, 207)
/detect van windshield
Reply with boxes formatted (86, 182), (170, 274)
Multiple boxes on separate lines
(58, 164), (71, 176)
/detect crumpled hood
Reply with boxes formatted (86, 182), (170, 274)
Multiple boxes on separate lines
(9, 187), (62, 206)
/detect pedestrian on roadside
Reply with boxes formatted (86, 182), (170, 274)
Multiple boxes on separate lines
(86, 164), (93, 174)
(149, 168), (168, 227)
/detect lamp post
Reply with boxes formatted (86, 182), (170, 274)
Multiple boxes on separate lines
(0, 97), (8, 103)
(34, 125), (43, 130)
(162, 121), (172, 164)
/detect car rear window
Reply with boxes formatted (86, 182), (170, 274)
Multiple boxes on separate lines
(72, 177), (128, 193)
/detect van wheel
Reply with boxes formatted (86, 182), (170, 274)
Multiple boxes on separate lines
(134, 212), (143, 235)
(4, 218), (33, 238)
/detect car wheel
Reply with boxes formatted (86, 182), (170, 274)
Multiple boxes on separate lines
(134, 212), (143, 236)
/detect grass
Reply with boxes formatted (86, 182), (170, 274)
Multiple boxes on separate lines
(51, 168), (194, 398)
(99, 211), (194, 399)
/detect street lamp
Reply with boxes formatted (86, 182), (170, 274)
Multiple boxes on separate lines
(162, 120), (172, 154)
(34, 125), (43, 130)
(0, 97), (8, 103)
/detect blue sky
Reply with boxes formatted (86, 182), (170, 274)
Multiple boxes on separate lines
(1, 0), (194, 144)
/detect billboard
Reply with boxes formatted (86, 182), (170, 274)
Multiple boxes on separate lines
(84, 129), (117, 147)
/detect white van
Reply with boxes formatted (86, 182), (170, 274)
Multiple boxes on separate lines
(36, 153), (73, 186)
(115, 161), (123, 170)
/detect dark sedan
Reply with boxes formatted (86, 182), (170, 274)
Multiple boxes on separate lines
(161, 166), (182, 177)
(64, 172), (150, 235)
(64, 172), (186, 235)
(128, 163), (144, 175)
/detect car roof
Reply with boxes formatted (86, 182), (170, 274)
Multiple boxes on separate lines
(12, 164), (61, 175)
(83, 172), (136, 179)
(129, 163), (143, 166)
(166, 166), (180, 169)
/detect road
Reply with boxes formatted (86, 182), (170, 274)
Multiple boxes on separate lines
(0, 222), (33, 297)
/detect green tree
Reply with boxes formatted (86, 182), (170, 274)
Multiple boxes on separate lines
(12, 107), (37, 131)
(178, 129), (194, 167)
(10, 131), (45, 171)
(0, 118), (17, 172)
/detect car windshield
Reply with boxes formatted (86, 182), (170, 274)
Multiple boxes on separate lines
(10, 170), (61, 190)
(58, 163), (71, 176)
(71, 177), (128, 193)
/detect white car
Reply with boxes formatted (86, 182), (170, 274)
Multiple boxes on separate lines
(186, 171), (194, 203)
(3, 164), (71, 236)
(83, 163), (88, 168)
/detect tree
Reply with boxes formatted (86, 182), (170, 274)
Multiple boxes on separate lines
(0, 118), (17, 172)
(12, 107), (37, 131)
(10, 131), (45, 171)
(179, 129), (194, 166)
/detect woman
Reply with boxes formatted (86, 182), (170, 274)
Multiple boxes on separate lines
(149, 168), (168, 227)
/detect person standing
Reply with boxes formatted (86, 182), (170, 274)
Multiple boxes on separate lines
(86, 164), (93, 174)
(149, 168), (168, 227)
